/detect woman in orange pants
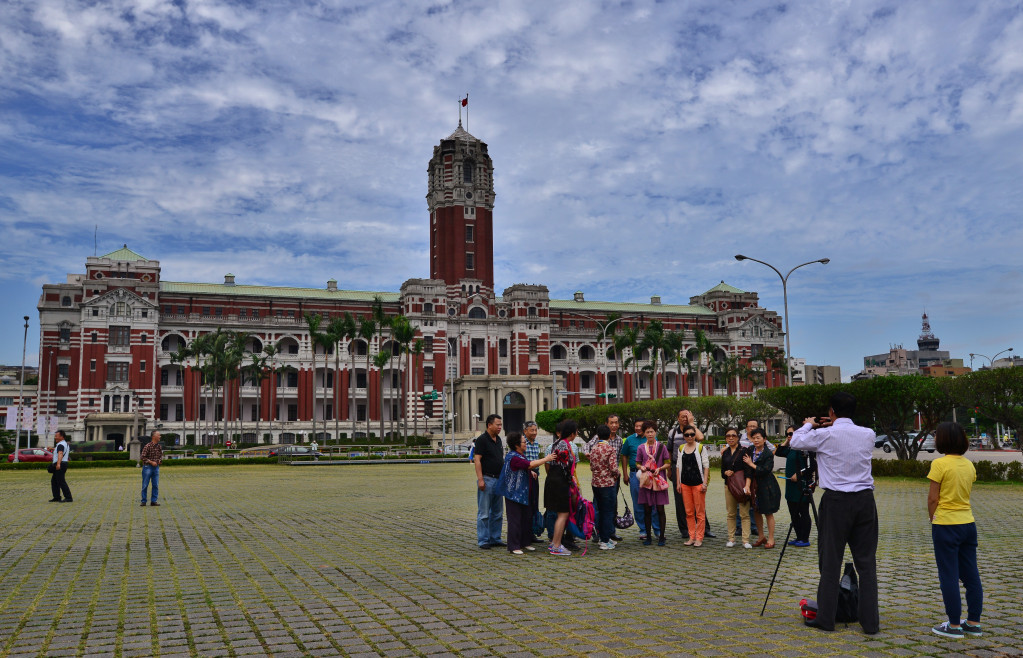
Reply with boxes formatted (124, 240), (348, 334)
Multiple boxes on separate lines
(675, 424), (710, 546)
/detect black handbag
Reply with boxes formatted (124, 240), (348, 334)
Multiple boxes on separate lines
(614, 483), (635, 529)
(47, 462), (57, 474)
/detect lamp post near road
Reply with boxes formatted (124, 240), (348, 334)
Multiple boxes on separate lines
(734, 255), (830, 388)
(14, 316), (29, 463)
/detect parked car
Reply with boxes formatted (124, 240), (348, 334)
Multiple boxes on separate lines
(267, 445), (323, 458)
(7, 448), (54, 463)
(918, 433), (936, 453)
(875, 434), (891, 451)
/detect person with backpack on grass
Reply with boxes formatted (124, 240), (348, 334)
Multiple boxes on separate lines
(928, 421), (983, 639)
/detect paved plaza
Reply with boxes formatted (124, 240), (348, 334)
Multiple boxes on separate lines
(1, 464), (1021, 657)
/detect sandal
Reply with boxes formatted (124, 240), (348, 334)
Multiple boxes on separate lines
(693, 541), (703, 547)
(764, 542), (775, 549)
(683, 540), (695, 546)
(753, 538), (767, 547)
(511, 549), (524, 555)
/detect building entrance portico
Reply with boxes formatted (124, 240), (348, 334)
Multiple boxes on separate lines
(502, 391), (527, 433)
(451, 375), (551, 435)
(84, 413), (145, 448)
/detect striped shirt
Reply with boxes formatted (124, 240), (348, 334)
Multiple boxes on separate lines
(524, 439), (545, 471)
(790, 418), (874, 492)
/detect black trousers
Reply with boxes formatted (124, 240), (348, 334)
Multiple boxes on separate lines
(506, 499), (532, 552)
(816, 489), (879, 632)
(528, 472), (540, 539)
(788, 499), (812, 542)
(51, 464), (72, 501)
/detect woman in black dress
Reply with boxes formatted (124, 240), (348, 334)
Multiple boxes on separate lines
(743, 428), (780, 548)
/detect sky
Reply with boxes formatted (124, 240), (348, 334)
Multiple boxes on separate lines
(1, 0), (1022, 380)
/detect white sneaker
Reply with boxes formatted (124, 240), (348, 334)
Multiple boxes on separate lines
(743, 542), (753, 549)
(607, 539), (617, 548)
(598, 541), (615, 550)
(725, 541), (735, 548)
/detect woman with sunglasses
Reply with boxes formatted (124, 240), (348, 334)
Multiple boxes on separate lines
(674, 424), (710, 546)
(743, 428), (780, 548)
(720, 428), (752, 548)
(775, 425), (813, 547)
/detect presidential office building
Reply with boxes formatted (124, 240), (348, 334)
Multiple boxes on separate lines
(36, 122), (786, 446)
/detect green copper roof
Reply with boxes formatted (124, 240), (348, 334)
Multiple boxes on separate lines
(160, 281), (399, 303)
(549, 299), (715, 316)
(101, 245), (147, 261)
(703, 281), (746, 295)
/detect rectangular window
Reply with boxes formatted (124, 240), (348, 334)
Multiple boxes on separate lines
(424, 336), (433, 353)
(325, 404), (333, 421)
(109, 326), (130, 346)
(499, 339), (508, 358)
(141, 310), (148, 318)
(140, 360), (146, 372)
(199, 404), (206, 421)
(57, 363), (69, 378)
(87, 398), (94, 407)
(499, 367), (508, 375)
(471, 367), (485, 375)
(56, 400), (67, 414)
(177, 305), (185, 315)
(424, 367), (433, 385)
(59, 327), (71, 342)
(471, 338), (485, 358)
(581, 374), (592, 389)
(202, 306), (211, 315)
(161, 369), (169, 385)
(92, 309), (99, 317)
(465, 252), (475, 270)
(160, 403), (168, 421)
(608, 373), (618, 389)
(175, 403), (183, 420)
(140, 334), (147, 343)
(107, 362), (129, 382)
(356, 372), (367, 388)
(91, 332), (97, 343)
(251, 404), (258, 421)
(465, 225), (474, 242)
(251, 308), (260, 318)
(286, 372), (298, 387)
(215, 308), (222, 316)
(288, 343), (298, 355)
(239, 309), (247, 317)
(529, 338), (537, 355)
(287, 404), (298, 421)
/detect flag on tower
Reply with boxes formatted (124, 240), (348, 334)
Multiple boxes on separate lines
(461, 95), (468, 107)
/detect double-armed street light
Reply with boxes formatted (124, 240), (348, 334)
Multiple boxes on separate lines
(734, 255), (830, 387)
(969, 347), (1014, 370)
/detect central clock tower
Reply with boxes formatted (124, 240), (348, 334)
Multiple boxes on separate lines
(427, 121), (495, 292)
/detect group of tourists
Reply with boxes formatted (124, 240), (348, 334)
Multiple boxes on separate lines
(474, 408), (803, 555)
(473, 393), (985, 638)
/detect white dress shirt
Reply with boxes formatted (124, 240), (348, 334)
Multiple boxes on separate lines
(790, 418), (874, 492)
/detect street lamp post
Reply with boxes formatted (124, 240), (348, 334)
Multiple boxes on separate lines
(14, 316), (29, 463)
(734, 255), (830, 387)
(969, 348), (1014, 370)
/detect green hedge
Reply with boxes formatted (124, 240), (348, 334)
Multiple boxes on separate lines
(868, 458), (1023, 483)
(0, 457), (278, 470)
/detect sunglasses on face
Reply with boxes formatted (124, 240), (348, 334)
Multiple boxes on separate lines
(785, 432), (794, 436)
(683, 432), (696, 437)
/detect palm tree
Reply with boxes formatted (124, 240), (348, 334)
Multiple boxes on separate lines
(373, 349), (391, 442)
(371, 297), (394, 441)
(693, 328), (718, 396)
(409, 338), (424, 440)
(391, 316), (417, 440)
(663, 331), (687, 397)
(621, 327), (640, 402)
(640, 319), (665, 399)
(596, 313), (622, 400)
(304, 313), (324, 444)
(339, 312), (358, 439)
(327, 315), (352, 445)
(244, 353), (268, 443)
(358, 316), (377, 439)
(612, 332), (631, 400)
(262, 341), (280, 441)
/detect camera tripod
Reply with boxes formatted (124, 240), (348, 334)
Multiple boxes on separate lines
(759, 477), (820, 616)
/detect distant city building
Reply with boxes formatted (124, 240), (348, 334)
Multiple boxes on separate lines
(0, 366), (37, 432)
(789, 358), (841, 385)
(36, 122), (788, 446)
(854, 314), (965, 380)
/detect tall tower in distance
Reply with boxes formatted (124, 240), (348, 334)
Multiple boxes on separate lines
(918, 312), (940, 352)
(427, 121), (495, 291)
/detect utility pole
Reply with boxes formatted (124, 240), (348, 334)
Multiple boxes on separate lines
(14, 316), (29, 463)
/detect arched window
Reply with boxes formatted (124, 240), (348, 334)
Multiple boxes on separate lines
(464, 159), (475, 184)
(527, 306), (537, 317)
(468, 307), (486, 319)
(579, 345), (595, 360)
(550, 345), (567, 360)
(61, 296), (72, 307)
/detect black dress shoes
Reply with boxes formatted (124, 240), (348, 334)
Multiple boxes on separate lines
(804, 619), (835, 632)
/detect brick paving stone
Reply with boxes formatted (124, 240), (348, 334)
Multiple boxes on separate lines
(2, 465), (1022, 657)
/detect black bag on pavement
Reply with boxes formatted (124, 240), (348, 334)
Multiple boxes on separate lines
(836, 562), (859, 623)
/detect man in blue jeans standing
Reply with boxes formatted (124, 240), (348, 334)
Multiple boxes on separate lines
(621, 419), (660, 540)
(140, 430), (163, 506)
(473, 414), (505, 548)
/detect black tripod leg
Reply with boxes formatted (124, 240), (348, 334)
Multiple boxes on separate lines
(760, 522), (795, 616)
(809, 494), (819, 528)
